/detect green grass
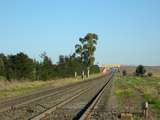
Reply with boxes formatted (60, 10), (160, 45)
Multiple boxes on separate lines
(115, 88), (133, 97)
(113, 72), (160, 118)
(0, 76), (6, 80)
(144, 94), (160, 109)
(114, 74), (133, 97)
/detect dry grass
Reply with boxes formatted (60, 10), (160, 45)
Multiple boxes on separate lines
(0, 74), (102, 99)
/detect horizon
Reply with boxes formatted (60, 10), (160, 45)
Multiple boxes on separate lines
(0, 0), (160, 66)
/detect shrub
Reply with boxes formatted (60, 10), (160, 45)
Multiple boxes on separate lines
(122, 70), (127, 76)
(147, 72), (153, 77)
(135, 65), (146, 77)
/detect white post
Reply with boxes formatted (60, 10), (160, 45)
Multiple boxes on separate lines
(75, 72), (77, 79)
(82, 71), (85, 80)
(87, 69), (90, 78)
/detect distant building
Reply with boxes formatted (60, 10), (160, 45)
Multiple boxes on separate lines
(101, 64), (121, 70)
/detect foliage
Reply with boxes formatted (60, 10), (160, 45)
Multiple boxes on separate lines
(39, 53), (55, 80)
(0, 33), (100, 81)
(147, 72), (153, 77)
(135, 65), (146, 76)
(122, 70), (127, 76)
(0, 52), (100, 81)
(144, 94), (160, 109)
(75, 33), (98, 66)
(0, 54), (6, 77)
(90, 65), (100, 74)
(0, 53), (35, 81)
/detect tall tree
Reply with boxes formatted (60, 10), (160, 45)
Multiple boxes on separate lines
(85, 33), (98, 65)
(75, 33), (98, 65)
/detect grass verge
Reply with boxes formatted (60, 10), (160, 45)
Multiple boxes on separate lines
(0, 74), (102, 99)
(113, 72), (160, 119)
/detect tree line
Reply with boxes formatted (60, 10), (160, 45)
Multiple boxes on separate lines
(0, 33), (100, 81)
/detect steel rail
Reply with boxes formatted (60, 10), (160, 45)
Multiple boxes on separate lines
(73, 72), (114, 120)
(29, 87), (90, 120)
(0, 75), (105, 113)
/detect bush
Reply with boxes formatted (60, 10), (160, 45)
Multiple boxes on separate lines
(90, 65), (100, 74)
(147, 72), (153, 77)
(135, 65), (146, 77)
(122, 70), (127, 76)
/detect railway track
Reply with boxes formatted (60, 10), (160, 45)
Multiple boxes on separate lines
(30, 71), (115, 120)
(0, 75), (104, 112)
(0, 74), (110, 120)
(29, 87), (90, 120)
(73, 72), (114, 120)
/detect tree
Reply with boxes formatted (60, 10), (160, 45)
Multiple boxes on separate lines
(59, 55), (66, 65)
(0, 36), (100, 81)
(7, 52), (35, 80)
(0, 54), (6, 77)
(135, 65), (146, 76)
(75, 33), (98, 66)
(40, 53), (54, 80)
(16, 52), (35, 80)
(7, 55), (17, 80)
(83, 33), (98, 65)
(90, 65), (100, 74)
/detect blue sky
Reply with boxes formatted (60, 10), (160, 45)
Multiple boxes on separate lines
(0, 0), (160, 65)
